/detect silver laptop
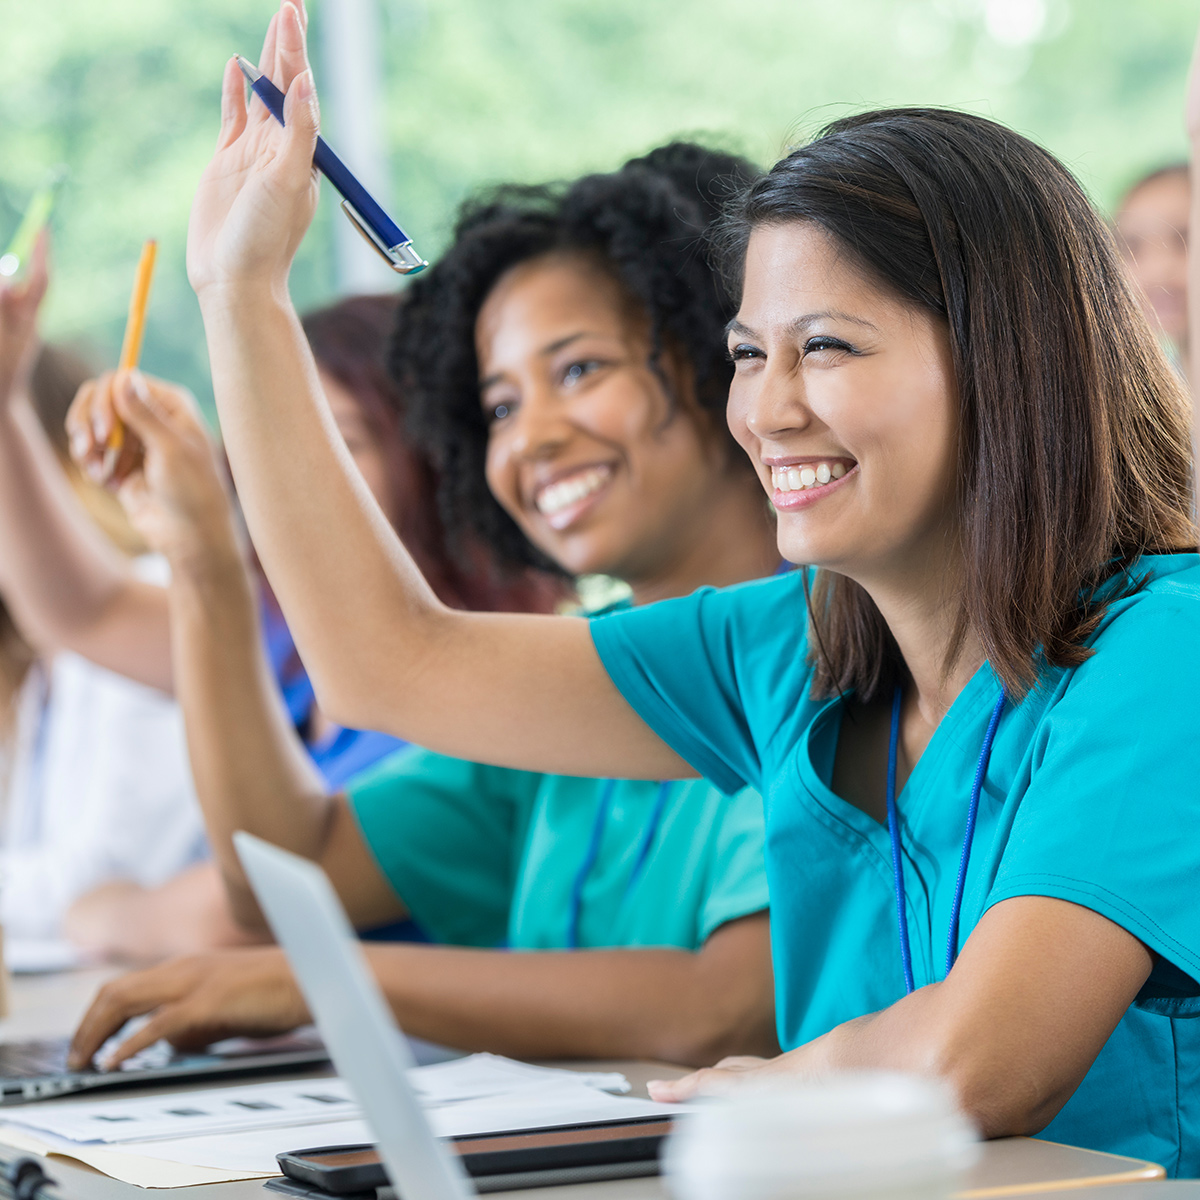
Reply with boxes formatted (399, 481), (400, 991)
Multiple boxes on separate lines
(235, 832), (473, 1200)
(0, 1031), (327, 1104)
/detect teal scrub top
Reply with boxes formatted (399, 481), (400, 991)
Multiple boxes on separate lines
(348, 750), (768, 952)
(591, 553), (1200, 1177)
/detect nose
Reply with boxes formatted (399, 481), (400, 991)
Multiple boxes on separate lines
(738, 359), (813, 444)
(506, 381), (571, 461)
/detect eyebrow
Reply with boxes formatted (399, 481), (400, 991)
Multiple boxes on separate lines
(725, 311), (881, 339)
(479, 331), (609, 390)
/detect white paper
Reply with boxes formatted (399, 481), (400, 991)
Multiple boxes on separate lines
(408, 1052), (630, 1103)
(0, 1054), (634, 1147)
(1, 1077), (359, 1144)
(50, 1083), (679, 1175)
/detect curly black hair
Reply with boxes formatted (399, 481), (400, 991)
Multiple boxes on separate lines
(392, 141), (760, 573)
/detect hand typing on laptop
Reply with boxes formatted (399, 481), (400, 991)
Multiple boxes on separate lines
(69, 948), (308, 1070)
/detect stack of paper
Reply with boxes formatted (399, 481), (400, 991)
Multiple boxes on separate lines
(0, 1053), (677, 1189)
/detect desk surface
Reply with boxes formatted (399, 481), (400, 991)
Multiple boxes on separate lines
(0, 966), (1169, 1197)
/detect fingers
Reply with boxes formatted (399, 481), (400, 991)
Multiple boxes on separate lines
(66, 371), (149, 487)
(68, 963), (197, 1069)
(275, 2), (314, 104)
(218, 57), (249, 151)
(22, 229), (50, 308)
(66, 374), (117, 480)
(66, 379), (96, 463)
(248, 12), (281, 131)
(281, 69), (320, 177)
(101, 1005), (207, 1069)
(257, 10), (280, 82)
(112, 370), (197, 448)
(647, 1072), (699, 1102)
(647, 1067), (732, 1103)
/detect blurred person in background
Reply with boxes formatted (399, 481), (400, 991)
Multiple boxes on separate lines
(0, 239), (562, 961)
(0, 337), (215, 955)
(1115, 163), (1189, 375)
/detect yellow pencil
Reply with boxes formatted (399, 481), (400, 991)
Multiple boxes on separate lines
(109, 239), (158, 457)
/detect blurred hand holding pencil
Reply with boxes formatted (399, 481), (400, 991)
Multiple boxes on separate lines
(104, 239), (159, 472)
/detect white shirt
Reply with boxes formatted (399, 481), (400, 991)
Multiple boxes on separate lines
(0, 586), (207, 940)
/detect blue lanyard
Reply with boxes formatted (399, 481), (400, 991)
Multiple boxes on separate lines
(886, 684), (1007, 993)
(567, 779), (672, 950)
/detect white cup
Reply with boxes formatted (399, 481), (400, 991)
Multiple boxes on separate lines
(663, 1071), (979, 1200)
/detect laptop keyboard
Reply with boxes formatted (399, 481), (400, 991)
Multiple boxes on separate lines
(0, 1030), (328, 1102)
(0, 1038), (71, 1079)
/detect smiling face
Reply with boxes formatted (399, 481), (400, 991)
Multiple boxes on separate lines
(726, 222), (960, 587)
(476, 252), (734, 583)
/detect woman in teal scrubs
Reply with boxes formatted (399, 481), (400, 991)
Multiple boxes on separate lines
(66, 143), (779, 1072)
(76, 3), (1200, 1176)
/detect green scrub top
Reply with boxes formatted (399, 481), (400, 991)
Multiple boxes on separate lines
(591, 553), (1200, 1177)
(348, 750), (768, 952)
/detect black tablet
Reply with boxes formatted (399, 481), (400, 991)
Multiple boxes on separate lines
(277, 1116), (674, 1193)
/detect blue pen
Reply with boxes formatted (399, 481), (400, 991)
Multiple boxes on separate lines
(235, 55), (426, 275)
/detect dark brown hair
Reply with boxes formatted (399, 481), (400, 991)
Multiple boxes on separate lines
(718, 107), (1196, 700)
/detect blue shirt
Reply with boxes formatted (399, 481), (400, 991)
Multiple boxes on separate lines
(591, 554), (1200, 1176)
(260, 597), (408, 787)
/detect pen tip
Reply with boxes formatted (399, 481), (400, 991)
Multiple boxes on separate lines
(234, 54), (261, 82)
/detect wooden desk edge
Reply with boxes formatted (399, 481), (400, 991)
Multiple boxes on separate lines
(961, 1139), (1165, 1198)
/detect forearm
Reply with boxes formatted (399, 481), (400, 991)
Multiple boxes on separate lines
(364, 941), (778, 1067)
(64, 866), (267, 963)
(0, 397), (171, 687)
(197, 287), (683, 779)
(790, 985), (1063, 1138)
(769, 899), (1151, 1139)
(168, 539), (333, 929)
(199, 286), (441, 709)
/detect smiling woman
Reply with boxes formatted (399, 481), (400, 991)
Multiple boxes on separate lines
(99, 1), (1200, 1176)
(396, 143), (774, 602)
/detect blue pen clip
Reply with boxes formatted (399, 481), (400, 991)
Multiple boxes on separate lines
(235, 55), (426, 276)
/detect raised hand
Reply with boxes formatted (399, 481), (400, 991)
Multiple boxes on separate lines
(66, 370), (242, 571)
(187, 0), (321, 298)
(0, 230), (49, 406)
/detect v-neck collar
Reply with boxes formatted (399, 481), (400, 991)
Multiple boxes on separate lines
(793, 660), (1003, 845)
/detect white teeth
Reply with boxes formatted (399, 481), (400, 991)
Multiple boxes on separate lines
(770, 461), (852, 494)
(535, 466), (612, 517)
